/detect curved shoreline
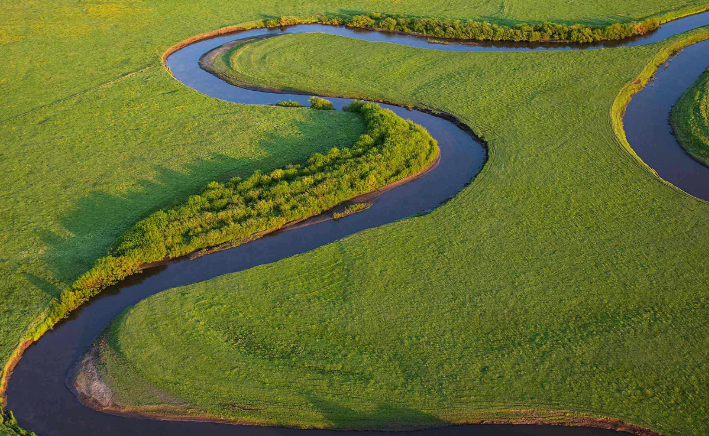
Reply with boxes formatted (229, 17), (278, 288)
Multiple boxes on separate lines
(70, 332), (662, 435)
(670, 68), (709, 168)
(611, 28), (709, 203)
(70, 334), (662, 434)
(5, 10), (709, 436)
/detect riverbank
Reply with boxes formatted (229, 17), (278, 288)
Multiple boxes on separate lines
(73, 335), (662, 435)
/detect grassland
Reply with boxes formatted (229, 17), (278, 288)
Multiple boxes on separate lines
(2, 0), (709, 432)
(671, 68), (709, 166)
(83, 28), (709, 435)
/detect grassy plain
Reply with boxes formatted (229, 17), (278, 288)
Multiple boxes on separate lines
(5, 1), (707, 398)
(1, 0), (709, 430)
(91, 29), (709, 435)
(671, 68), (709, 165)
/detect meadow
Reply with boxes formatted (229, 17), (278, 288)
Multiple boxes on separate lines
(87, 28), (709, 435)
(2, 0), (709, 433)
(671, 68), (709, 165)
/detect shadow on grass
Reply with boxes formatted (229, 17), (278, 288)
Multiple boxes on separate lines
(304, 392), (445, 429)
(35, 112), (365, 289)
(36, 153), (241, 287)
(22, 273), (64, 300)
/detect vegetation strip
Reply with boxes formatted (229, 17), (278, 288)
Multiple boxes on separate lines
(670, 67), (709, 166)
(159, 6), (709, 69)
(304, 13), (662, 44)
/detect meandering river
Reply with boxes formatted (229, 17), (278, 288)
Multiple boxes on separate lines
(6, 10), (709, 436)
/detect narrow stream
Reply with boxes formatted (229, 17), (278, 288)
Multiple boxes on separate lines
(6, 11), (709, 436)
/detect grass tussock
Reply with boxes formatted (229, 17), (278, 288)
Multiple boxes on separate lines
(333, 202), (372, 219)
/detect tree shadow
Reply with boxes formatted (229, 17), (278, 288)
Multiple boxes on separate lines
(36, 154), (240, 286)
(22, 272), (64, 300)
(304, 392), (444, 429)
(35, 112), (363, 288)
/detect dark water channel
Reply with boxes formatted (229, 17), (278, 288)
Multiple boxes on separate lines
(6, 11), (709, 436)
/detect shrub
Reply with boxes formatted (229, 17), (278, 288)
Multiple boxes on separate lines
(348, 14), (376, 28)
(333, 202), (372, 219)
(379, 17), (398, 31)
(308, 96), (335, 110)
(264, 16), (300, 27)
(0, 407), (37, 436)
(275, 100), (303, 107)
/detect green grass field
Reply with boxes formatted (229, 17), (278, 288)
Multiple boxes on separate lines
(671, 68), (709, 166)
(4, 1), (706, 397)
(2, 0), (709, 433)
(87, 29), (709, 435)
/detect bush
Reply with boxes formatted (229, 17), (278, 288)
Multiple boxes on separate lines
(308, 96), (335, 110)
(68, 102), (438, 317)
(348, 14), (376, 28)
(264, 16), (299, 28)
(275, 100), (303, 107)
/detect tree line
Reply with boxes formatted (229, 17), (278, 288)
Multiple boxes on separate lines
(267, 13), (661, 44)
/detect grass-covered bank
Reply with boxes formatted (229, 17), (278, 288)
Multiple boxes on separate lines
(66, 101), (437, 310)
(85, 28), (709, 434)
(671, 68), (709, 166)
